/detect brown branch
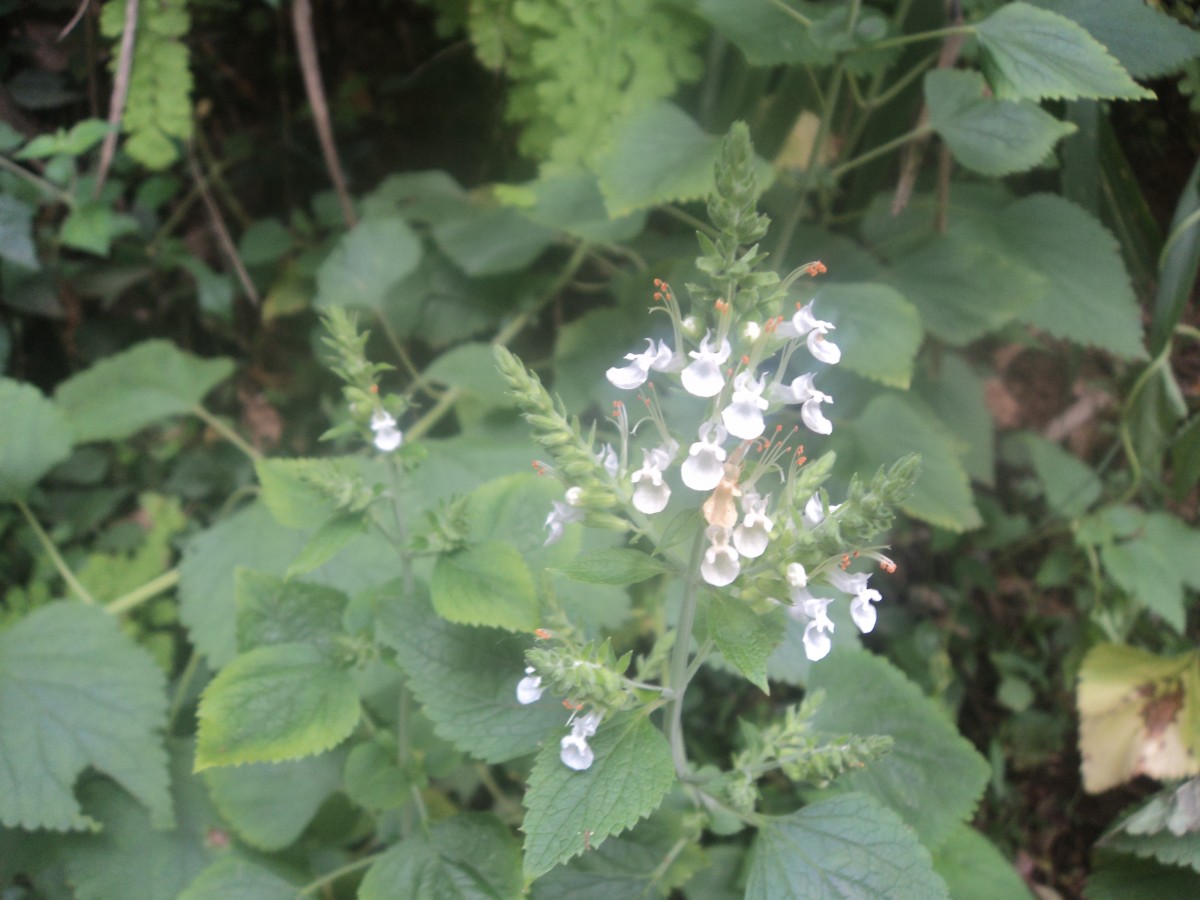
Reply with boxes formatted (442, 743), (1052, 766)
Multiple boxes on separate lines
(187, 145), (261, 307)
(290, 0), (357, 228)
(58, 0), (92, 41)
(94, 0), (138, 196)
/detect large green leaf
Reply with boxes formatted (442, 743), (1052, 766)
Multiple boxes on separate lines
(0, 602), (170, 831)
(925, 69), (1076, 177)
(850, 393), (982, 532)
(510, 171), (647, 244)
(234, 569), (348, 653)
(930, 825), (1033, 899)
(194, 643), (359, 770)
(820, 283), (922, 389)
(358, 813), (522, 900)
(558, 548), (674, 585)
(314, 215), (422, 309)
(432, 541), (539, 632)
(914, 352), (995, 487)
(522, 712), (675, 880)
(808, 652), (990, 847)
(203, 752), (343, 850)
(178, 855), (301, 900)
(53, 340), (234, 443)
(375, 586), (566, 763)
(432, 205), (557, 277)
(744, 792), (948, 899)
(0, 378), (73, 502)
(975, 2), (1154, 101)
(692, 0), (831, 66)
(423, 342), (518, 409)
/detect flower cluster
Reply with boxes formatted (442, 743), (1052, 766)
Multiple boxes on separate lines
(515, 660), (611, 771)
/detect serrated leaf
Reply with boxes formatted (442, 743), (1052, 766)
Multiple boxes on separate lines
(254, 457), (356, 529)
(359, 813), (522, 900)
(59, 201), (139, 256)
(931, 824), (1033, 899)
(194, 643), (359, 770)
(314, 216), (422, 309)
(925, 69), (1076, 176)
(706, 596), (782, 694)
(423, 342), (518, 408)
(432, 205), (557, 276)
(1103, 817), (1200, 874)
(0, 378), (73, 502)
(179, 855), (301, 900)
(515, 171), (647, 243)
(821, 283), (922, 389)
(745, 792), (948, 899)
(558, 548), (674, 585)
(522, 712), (675, 880)
(809, 652), (990, 846)
(234, 569), (348, 653)
(851, 393), (982, 532)
(53, 340), (234, 443)
(1096, 510), (1200, 632)
(203, 752), (343, 850)
(344, 739), (411, 811)
(0, 602), (171, 831)
(285, 511), (367, 577)
(62, 739), (221, 900)
(1086, 852), (1200, 899)
(376, 586), (565, 763)
(975, 2), (1154, 101)
(1018, 432), (1102, 518)
(432, 541), (538, 632)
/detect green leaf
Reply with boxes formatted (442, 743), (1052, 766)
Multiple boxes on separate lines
(194, 643), (359, 770)
(930, 825), (1033, 900)
(0, 195), (39, 269)
(53, 340), (234, 443)
(914, 352), (995, 486)
(0, 378), (73, 502)
(745, 792), (948, 899)
(1018, 432), (1102, 518)
(203, 752), (343, 850)
(692, 0), (831, 66)
(558, 548), (673, 585)
(254, 457), (359, 529)
(314, 216), (422, 309)
(432, 541), (539, 632)
(1096, 510), (1200, 632)
(376, 586), (566, 763)
(511, 171), (647, 243)
(885, 233), (1045, 346)
(59, 200), (139, 256)
(850, 393), (982, 532)
(285, 511), (367, 578)
(234, 570), (348, 652)
(359, 813), (522, 900)
(179, 855), (300, 900)
(975, 2), (1154, 101)
(821, 283), (922, 389)
(424, 342), (518, 408)
(1087, 852), (1200, 899)
(522, 712), (675, 880)
(1031, 0), (1200, 79)
(706, 595), (782, 694)
(597, 103), (725, 218)
(925, 69), (1076, 176)
(432, 205), (557, 276)
(344, 738), (412, 811)
(17, 119), (110, 158)
(808, 652), (990, 846)
(237, 218), (293, 266)
(62, 739), (221, 900)
(0, 602), (170, 831)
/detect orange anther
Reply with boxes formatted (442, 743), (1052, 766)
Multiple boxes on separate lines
(535, 628), (553, 640)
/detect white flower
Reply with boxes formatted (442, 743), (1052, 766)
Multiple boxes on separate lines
(596, 443), (620, 479)
(681, 331), (731, 398)
(743, 321), (761, 341)
(732, 493), (773, 558)
(803, 493), (838, 527)
(560, 733), (594, 771)
(370, 410), (403, 452)
(721, 370), (768, 440)
(681, 422), (728, 492)
(786, 562), (808, 590)
(828, 569), (884, 634)
(571, 710), (602, 738)
(789, 590), (836, 661)
(544, 500), (585, 546)
(605, 338), (675, 390)
(775, 373), (833, 435)
(516, 669), (545, 704)
(701, 525), (740, 586)
(631, 449), (671, 514)
(789, 301), (841, 365)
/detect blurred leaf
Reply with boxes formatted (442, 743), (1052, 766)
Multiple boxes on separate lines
(1151, 155), (1200, 355)
(0, 378), (73, 502)
(54, 340), (234, 443)
(432, 204), (557, 276)
(314, 216), (422, 309)
(1102, 781), (1200, 873)
(930, 825), (1033, 899)
(925, 69), (1076, 176)
(705, 595), (782, 693)
(179, 855), (301, 900)
(59, 201), (139, 256)
(0, 196), (39, 269)
(502, 171), (647, 243)
(1094, 508), (1200, 632)
(432, 541), (538, 632)
(237, 219), (292, 266)
(914, 352), (995, 486)
(1018, 432), (1102, 518)
(691, 0), (831, 67)
(343, 738), (411, 812)
(16, 119), (110, 159)
(558, 548), (674, 585)
(1087, 852), (1200, 899)
(821, 282), (922, 389)
(424, 342), (517, 408)
(745, 792), (948, 899)
(234, 570), (348, 653)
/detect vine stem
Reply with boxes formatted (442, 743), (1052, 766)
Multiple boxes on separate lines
(293, 853), (382, 897)
(190, 404), (263, 462)
(667, 528), (707, 779)
(16, 500), (95, 604)
(105, 569), (181, 616)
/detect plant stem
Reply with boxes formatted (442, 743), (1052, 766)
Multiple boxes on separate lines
(294, 854), (381, 897)
(191, 403), (263, 461)
(829, 123), (933, 179)
(17, 500), (95, 604)
(667, 529), (707, 779)
(0, 156), (73, 205)
(105, 568), (181, 616)
(167, 650), (200, 732)
(853, 24), (973, 54)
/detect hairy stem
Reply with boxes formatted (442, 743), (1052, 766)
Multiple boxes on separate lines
(667, 529), (707, 779)
(17, 500), (95, 604)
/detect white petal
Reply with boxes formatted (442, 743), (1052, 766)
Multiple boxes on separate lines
(606, 360), (650, 390)
(801, 398), (833, 435)
(732, 521), (770, 558)
(787, 563), (808, 589)
(560, 734), (594, 770)
(722, 400), (766, 440)
(681, 440), (726, 491)
(803, 621), (832, 661)
(633, 479), (671, 514)
(681, 359), (725, 397)
(807, 329), (841, 365)
(373, 426), (403, 452)
(701, 532), (740, 586)
(516, 675), (545, 705)
(572, 711), (603, 738)
(851, 593), (879, 633)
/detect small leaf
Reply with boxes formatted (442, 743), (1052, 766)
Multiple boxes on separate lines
(179, 855), (301, 900)
(745, 792), (949, 899)
(359, 814), (522, 900)
(706, 595), (782, 694)
(54, 340), (234, 443)
(975, 2), (1154, 101)
(0, 378), (73, 502)
(1018, 432), (1102, 518)
(314, 216), (422, 309)
(234, 569), (348, 652)
(59, 200), (138, 256)
(344, 738), (412, 812)
(522, 712), (675, 880)
(926, 69), (1076, 176)
(194, 643), (359, 770)
(558, 548), (674, 585)
(0, 602), (171, 831)
(1096, 510), (1200, 632)
(432, 541), (539, 632)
